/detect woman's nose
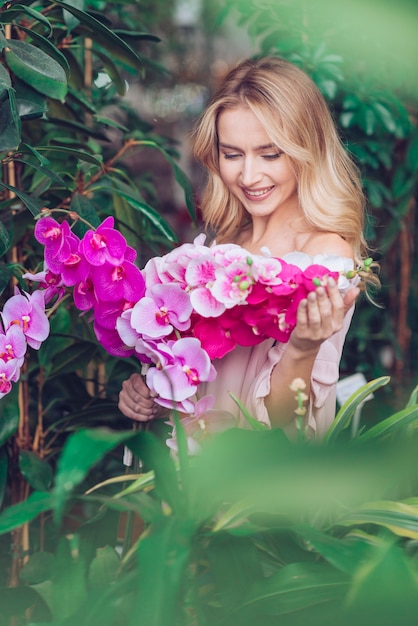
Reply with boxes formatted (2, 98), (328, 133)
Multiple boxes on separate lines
(240, 158), (263, 186)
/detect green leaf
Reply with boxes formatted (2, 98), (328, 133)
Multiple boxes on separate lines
(116, 190), (178, 243)
(229, 391), (268, 430)
(4, 40), (67, 101)
(20, 551), (55, 585)
(128, 430), (183, 514)
(2, 4), (53, 36)
(130, 516), (195, 626)
(0, 220), (10, 255)
(0, 181), (43, 215)
(0, 94), (21, 152)
(324, 376), (391, 443)
(15, 157), (68, 188)
(337, 500), (418, 540)
(0, 447), (8, 508)
(14, 76), (48, 120)
(406, 130), (418, 171)
(0, 62), (12, 89)
(0, 383), (20, 446)
(53, 428), (137, 523)
(43, 116), (110, 141)
(35, 145), (103, 167)
(241, 562), (348, 615)
(50, 537), (87, 622)
(70, 192), (101, 237)
(54, 0), (142, 69)
(359, 405), (418, 442)
(0, 491), (53, 534)
(88, 546), (120, 588)
(19, 450), (53, 491)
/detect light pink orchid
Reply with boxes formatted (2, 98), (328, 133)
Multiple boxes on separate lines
(130, 283), (192, 339)
(0, 359), (21, 398)
(210, 261), (255, 308)
(2, 290), (49, 350)
(145, 337), (216, 403)
(0, 325), (27, 369)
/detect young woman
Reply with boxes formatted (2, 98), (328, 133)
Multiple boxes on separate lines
(118, 56), (369, 439)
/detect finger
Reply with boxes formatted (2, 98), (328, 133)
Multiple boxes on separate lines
(342, 285), (360, 311)
(306, 291), (322, 326)
(296, 298), (309, 327)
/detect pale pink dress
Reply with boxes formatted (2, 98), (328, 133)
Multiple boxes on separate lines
(198, 307), (355, 440)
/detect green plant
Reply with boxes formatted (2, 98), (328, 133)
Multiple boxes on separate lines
(0, 378), (417, 625)
(0, 0), (195, 590)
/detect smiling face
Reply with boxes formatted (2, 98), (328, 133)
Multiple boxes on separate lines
(217, 106), (299, 222)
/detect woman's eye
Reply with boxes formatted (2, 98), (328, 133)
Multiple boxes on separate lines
(223, 153), (240, 160)
(262, 153), (282, 160)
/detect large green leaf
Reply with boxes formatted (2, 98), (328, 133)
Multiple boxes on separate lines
(4, 40), (67, 101)
(130, 516), (195, 626)
(54, 0), (142, 69)
(19, 450), (53, 492)
(0, 490), (53, 534)
(241, 562), (348, 616)
(50, 537), (87, 622)
(15, 24), (70, 74)
(337, 500), (418, 539)
(52, 427), (138, 523)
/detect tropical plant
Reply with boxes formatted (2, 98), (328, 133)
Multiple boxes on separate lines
(0, 377), (417, 625)
(0, 0), (195, 590)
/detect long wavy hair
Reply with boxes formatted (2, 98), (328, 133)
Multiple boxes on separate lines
(192, 56), (368, 265)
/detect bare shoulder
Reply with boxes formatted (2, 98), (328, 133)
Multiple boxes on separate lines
(301, 232), (354, 259)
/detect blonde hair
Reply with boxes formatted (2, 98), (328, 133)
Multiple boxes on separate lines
(192, 56), (368, 265)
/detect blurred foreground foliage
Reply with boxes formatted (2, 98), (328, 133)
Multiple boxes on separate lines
(0, 377), (417, 625)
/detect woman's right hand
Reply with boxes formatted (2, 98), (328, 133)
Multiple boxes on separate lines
(118, 372), (159, 422)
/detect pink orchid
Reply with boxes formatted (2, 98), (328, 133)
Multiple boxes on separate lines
(80, 216), (127, 267)
(2, 290), (49, 350)
(23, 267), (66, 304)
(91, 260), (145, 303)
(185, 255), (225, 318)
(73, 277), (97, 311)
(93, 320), (134, 358)
(0, 325), (27, 369)
(210, 261), (255, 308)
(191, 316), (237, 360)
(0, 359), (22, 398)
(130, 283), (192, 339)
(145, 337), (216, 403)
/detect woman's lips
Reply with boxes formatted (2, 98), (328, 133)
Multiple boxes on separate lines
(242, 186), (275, 200)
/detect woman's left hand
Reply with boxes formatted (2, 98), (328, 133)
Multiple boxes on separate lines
(289, 277), (359, 353)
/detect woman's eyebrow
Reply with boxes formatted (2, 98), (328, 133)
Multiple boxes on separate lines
(218, 142), (277, 150)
